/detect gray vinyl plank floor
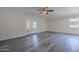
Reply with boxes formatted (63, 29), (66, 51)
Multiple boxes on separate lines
(0, 32), (79, 52)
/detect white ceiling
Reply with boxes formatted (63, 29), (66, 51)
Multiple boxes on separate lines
(2, 7), (79, 19)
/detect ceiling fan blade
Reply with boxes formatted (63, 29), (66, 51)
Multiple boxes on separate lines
(44, 7), (48, 10)
(47, 10), (54, 12)
(39, 11), (43, 14)
(39, 11), (48, 15)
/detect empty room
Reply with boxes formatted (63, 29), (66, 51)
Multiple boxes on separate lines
(0, 7), (79, 52)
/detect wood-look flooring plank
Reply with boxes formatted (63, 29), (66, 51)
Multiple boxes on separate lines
(0, 32), (79, 52)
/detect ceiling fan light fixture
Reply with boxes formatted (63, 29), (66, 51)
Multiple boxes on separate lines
(38, 7), (54, 15)
(42, 11), (48, 15)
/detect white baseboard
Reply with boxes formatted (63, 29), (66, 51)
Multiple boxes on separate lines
(0, 31), (47, 41)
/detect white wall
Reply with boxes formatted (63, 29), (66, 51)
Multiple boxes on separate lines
(26, 15), (47, 34)
(48, 17), (79, 34)
(0, 8), (47, 40)
(1, 8), (79, 41)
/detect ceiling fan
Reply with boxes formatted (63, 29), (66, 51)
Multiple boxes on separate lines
(38, 7), (54, 15)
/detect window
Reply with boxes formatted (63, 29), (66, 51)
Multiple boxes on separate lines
(32, 21), (37, 29)
(32, 21), (38, 33)
(26, 20), (31, 30)
(70, 18), (79, 27)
